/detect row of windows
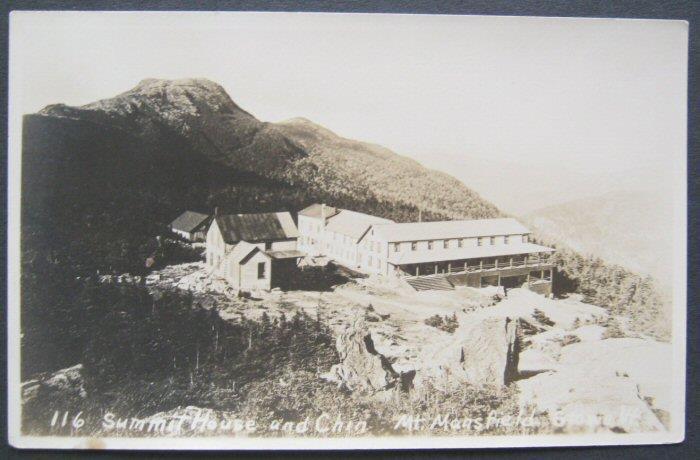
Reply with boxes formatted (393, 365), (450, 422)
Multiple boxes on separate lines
(300, 236), (319, 246)
(366, 255), (381, 269)
(300, 220), (321, 234)
(389, 235), (528, 252)
(333, 232), (354, 244)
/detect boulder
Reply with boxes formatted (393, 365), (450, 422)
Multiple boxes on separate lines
(22, 364), (86, 404)
(443, 316), (520, 386)
(323, 318), (399, 392)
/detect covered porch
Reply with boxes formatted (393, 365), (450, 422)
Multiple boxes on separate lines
(394, 253), (554, 278)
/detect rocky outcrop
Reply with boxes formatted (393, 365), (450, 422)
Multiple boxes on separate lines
(323, 319), (400, 392)
(22, 364), (86, 404)
(442, 317), (520, 386)
(517, 338), (671, 433)
(518, 367), (665, 432)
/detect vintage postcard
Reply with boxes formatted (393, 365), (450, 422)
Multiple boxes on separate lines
(7, 11), (688, 450)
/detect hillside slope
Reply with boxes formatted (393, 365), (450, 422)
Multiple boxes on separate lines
(272, 117), (497, 219)
(524, 191), (673, 285)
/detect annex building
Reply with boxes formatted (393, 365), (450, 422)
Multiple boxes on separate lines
(169, 210), (211, 242)
(206, 212), (304, 291)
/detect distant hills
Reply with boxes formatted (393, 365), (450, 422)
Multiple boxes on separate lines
(525, 191), (674, 286)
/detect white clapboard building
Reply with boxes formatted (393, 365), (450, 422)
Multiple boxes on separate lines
(297, 204), (393, 268)
(297, 203), (555, 293)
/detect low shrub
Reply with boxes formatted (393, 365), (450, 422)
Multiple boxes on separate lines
(558, 334), (581, 346)
(424, 313), (459, 333)
(601, 317), (627, 339)
(532, 309), (555, 327)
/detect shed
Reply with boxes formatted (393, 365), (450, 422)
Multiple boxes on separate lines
(169, 211), (211, 241)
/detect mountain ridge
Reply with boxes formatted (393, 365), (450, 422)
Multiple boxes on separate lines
(28, 77), (500, 222)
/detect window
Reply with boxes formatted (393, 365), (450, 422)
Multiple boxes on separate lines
(522, 235), (528, 243)
(392, 243), (400, 252)
(428, 241), (434, 250)
(504, 235), (510, 245)
(490, 236), (495, 245)
(443, 240), (449, 249)
(458, 239), (463, 248)
(477, 237), (484, 247)
(411, 242), (417, 251)
(257, 262), (266, 279)
(265, 241), (272, 250)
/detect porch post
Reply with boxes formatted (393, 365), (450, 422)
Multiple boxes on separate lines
(509, 257), (513, 268)
(448, 262), (452, 273)
(434, 264), (438, 275)
(479, 260), (483, 270)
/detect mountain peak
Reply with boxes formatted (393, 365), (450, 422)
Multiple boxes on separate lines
(85, 77), (247, 116)
(132, 77), (227, 94)
(37, 77), (258, 138)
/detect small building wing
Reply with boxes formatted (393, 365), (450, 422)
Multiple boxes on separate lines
(228, 241), (263, 264)
(325, 210), (394, 241)
(370, 217), (530, 243)
(215, 212), (299, 245)
(265, 249), (306, 259)
(170, 211), (210, 233)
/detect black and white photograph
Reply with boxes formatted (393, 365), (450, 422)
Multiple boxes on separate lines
(7, 10), (688, 450)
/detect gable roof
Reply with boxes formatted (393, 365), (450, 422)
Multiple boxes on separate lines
(298, 203), (340, 219)
(325, 210), (394, 241)
(215, 212), (299, 244)
(170, 211), (210, 233)
(369, 218), (530, 243)
(228, 241), (260, 264)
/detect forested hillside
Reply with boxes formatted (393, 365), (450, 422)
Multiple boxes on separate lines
(21, 78), (670, 377)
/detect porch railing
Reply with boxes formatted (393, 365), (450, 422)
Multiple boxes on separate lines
(403, 258), (553, 279)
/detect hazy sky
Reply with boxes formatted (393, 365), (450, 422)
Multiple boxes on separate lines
(10, 12), (688, 213)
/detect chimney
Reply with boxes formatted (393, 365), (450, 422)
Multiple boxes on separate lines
(321, 203), (326, 220)
(418, 209), (422, 223)
(214, 206), (219, 217)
